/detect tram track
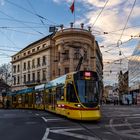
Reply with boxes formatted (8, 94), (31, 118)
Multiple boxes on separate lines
(77, 122), (103, 140)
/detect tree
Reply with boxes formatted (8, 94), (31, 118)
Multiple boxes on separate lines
(0, 63), (12, 85)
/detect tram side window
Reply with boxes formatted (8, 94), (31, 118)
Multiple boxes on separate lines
(66, 83), (78, 102)
(48, 89), (52, 104)
(56, 86), (64, 100)
(29, 94), (33, 105)
(12, 96), (16, 102)
(25, 94), (29, 103)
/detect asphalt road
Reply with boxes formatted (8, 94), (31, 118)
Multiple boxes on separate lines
(0, 105), (140, 140)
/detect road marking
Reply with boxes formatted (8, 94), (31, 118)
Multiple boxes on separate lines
(105, 122), (140, 127)
(50, 128), (99, 140)
(42, 117), (48, 122)
(45, 118), (64, 121)
(104, 114), (140, 118)
(35, 113), (39, 116)
(109, 118), (140, 139)
(42, 128), (50, 140)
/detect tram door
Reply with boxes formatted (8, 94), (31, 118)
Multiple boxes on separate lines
(51, 89), (56, 110)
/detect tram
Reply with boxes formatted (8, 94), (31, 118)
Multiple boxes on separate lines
(7, 71), (101, 121)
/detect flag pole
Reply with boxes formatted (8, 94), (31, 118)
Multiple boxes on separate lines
(70, 0), (75, 26)
(73, 0), (75, 27)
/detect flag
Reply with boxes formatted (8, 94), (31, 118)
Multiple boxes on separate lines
(70, 0), (74, 14)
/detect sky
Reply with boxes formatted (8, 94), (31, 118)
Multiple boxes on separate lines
(0, 0), (140, 85)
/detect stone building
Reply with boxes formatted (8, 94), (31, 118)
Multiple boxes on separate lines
(118, 71), (128, 94)
(11, 24), (103, 91)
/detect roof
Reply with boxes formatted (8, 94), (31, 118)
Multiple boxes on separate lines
(12, 33), (54, 57)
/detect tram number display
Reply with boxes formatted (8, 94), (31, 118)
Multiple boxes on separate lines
(77, 71), (97, 80)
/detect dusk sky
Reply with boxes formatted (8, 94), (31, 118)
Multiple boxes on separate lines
(0, 0), (140, 85)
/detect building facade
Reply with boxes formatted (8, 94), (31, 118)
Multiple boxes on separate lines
(129, 42), (140, 87)
(11, 25), (103, 91)
(118, 70), (128, 94)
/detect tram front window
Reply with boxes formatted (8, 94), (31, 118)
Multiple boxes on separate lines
(77, 80), (99, 107)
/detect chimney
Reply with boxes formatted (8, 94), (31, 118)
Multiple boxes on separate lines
(88, 26), (91, 32)
(81, 23), (84, 29)
(70, 22), (73, 28)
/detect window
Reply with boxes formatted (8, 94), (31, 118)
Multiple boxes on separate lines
(32, 73), (35, 82)
(77, 80), (99, 107)
(23, 52), (26, 56)
(28, 61), (30, 70)
(24, 75), (26, 83)
(42, 56), (46, 65)
(66, 83), (78, 102)
(37, 58), (40, 67)
(28, 51), (30, 54)
(13, 65), (16, 73)
(25, 94), (29, 103)
(84, 51), (87, 60)
(32, 48), (35, 52)
(28, 73), (30, 82)
(63, 50), (69, 60)
(56, 86), (64, 100)
(13, 76), (16, 85)
(37, 46), (40, 50)
(42, 44), (46, 48)
(65, 67), (69, 74)
(37, 71), (40, 82)
(42, 70), (46, 81)
(17, 76), (20, 84)
(32, 59), (35, 68)
(23, 62), (26, 71)
(74, 48), (80, 60)
(17, 64), (20, 72)
(12, 95), (17, 103)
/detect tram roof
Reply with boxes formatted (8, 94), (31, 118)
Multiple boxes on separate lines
(45, 74), (67, 89)
(8, 87), (34, 96)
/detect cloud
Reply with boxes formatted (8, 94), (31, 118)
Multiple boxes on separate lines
(81, 0), (124, 8)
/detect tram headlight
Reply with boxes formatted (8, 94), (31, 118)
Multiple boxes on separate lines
(75, 104), (82, 107)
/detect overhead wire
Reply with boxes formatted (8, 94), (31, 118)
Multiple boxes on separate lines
(0, 29), (20, 49)
(0, 27), (42, 36)
(5, 0), (57, 25)
(117, 0), (137, 60)
(0, 48), (18, 52)
(26, 0), (48, 33)
(91, 0), (110, 28)
(0, 10), (45, 36)
(0, 17), (51, 26)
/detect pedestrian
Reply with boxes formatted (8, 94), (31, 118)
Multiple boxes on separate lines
(127, 98), (129, 105)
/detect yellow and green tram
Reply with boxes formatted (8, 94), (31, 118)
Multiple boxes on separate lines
(8, 71), (101, 121)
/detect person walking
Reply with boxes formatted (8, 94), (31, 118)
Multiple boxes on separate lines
(127, 98), (129, 105)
